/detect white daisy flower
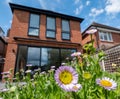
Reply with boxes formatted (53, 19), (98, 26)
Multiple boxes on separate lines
(25, 70), (32, 73)
(54, 66), (78, 91)
(86, 29), (97, 34)
(72, 84), (82, 92)
(96, 77), (117, 90)
(71, 52), (81, 57)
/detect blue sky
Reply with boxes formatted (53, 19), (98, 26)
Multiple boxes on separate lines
(0, 0), (120, 35)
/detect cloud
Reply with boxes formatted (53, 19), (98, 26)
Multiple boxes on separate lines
(6, 0), (12, 3)
(5, 0), (12, 5)
(9, 20), (12, 24)
(105, 0), (120, 14)
(37, 0), (60, 10)
(89, 8), (104, 17)
(38, 0), (47, 9)
(74, 5), (83, 15)
(86, 1), (90, 6)
(74, 0), (80, 4)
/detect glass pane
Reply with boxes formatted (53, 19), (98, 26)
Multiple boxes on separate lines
(29, 28), (39, 36)
(47, 17), (55, 30)
(27, 47), (40, 67)
(104, 33), (108, 41)
(41, 48), (60, 70)
(61, 49), (76, 63)
(46, 30), (55, 38)
(108, 33), (112, 41)
(16, 46), (27, 73)
(30, 14), (40, 28)
(99, 32), (103, 40)
(62, 32), (70, 40)
(62, 20), (70, 31)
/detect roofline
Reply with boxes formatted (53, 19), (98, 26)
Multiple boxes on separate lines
(0, 27), (5, 34)
(9, 3), (84, 23)
(0, 37), (7, 44)
(82, 22), (120, 36)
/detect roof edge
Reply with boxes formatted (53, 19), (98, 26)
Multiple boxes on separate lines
(9, 3), (84, 23)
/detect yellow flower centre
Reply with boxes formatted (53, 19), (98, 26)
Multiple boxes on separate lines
(83, 72), (91, 79)
(100, 80), (112, 87)
(59, 70), (73, 84)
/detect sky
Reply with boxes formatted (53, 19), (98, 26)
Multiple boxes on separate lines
(0, 0), (120, 35)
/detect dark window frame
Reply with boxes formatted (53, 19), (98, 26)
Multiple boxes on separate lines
(15, 44), (76, 74)
(61, 19), (71, 40)
(46, 16), (56, 39)
(28, 13), (40, 37)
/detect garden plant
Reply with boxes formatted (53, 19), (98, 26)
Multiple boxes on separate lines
(0, 29), (120, 99)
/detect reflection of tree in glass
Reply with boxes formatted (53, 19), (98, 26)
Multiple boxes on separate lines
(61, 49), (75, 63)
(48, 49), (60, 68)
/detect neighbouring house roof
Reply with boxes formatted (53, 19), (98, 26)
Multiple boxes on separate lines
(0, 37), (7, 44)
(0, 27), (5, 37)
(82, 22), (120, 37)
(9, 3), (84, 23)
(0, 27), (8, 44)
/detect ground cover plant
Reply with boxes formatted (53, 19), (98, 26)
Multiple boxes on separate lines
(0, 29), (120, 99)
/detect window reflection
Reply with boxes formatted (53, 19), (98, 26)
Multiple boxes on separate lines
(27, 47), (40, 67)
(15, 46), (27, 73)
(62, 19), (70, 40)
(61, 49), (76, 63)
(28, 14), (40, 36)
(41, 48), (60, 70)
(16, 46), (76, 73)
(46, 17), (56, 38)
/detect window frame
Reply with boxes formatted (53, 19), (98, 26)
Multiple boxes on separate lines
(15, 44), (76, 73)
(28, 13), (40, 37)
(46, 16), (56, 39)
(61, 19), (71, 40)
(99, 31), (113, 42)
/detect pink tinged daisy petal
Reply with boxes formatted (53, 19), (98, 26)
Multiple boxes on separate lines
(54, 66), (78, 91)
(26, 64), (32, 67)
(96, 77), (117, 90)
(1, 71), (10, 75)
(72, 84), (82, 92)
(50, 66), (56, 69)
(25, 70), (32, 73)
(86, 29), (97, 34)
(71, 52), (81, 57)
(3, 75), (10, 79)
(0, 88), (9, 92)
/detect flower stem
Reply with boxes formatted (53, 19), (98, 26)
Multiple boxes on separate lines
(84, 82), (87, 99)
(105, 89), (108, 99)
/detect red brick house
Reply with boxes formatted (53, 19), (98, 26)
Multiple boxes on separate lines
(0, 27), (7, 79)
(82, 22), (120, 50)
(3, 3), (83, 75)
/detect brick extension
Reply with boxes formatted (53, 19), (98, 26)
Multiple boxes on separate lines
(3, 3), (84, 77)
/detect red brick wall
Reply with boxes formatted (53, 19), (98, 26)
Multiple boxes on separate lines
(4, 9), (82, 74)
(82, 33), (98, 48)
(82, 31), (120, 49)
(112, 32), (120, 43)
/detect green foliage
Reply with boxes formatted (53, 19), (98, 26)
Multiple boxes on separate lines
(0, 36), (120, 99)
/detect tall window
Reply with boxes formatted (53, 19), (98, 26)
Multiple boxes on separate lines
(99, 31), (112, 42)
(28, 14), (40, 36)
(41, 48), (60, 70)
(16, 45), (76, 73)
(62, 19), (70, 40)
(46, 17), (56, 38)
(27, 47), (40, 67)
